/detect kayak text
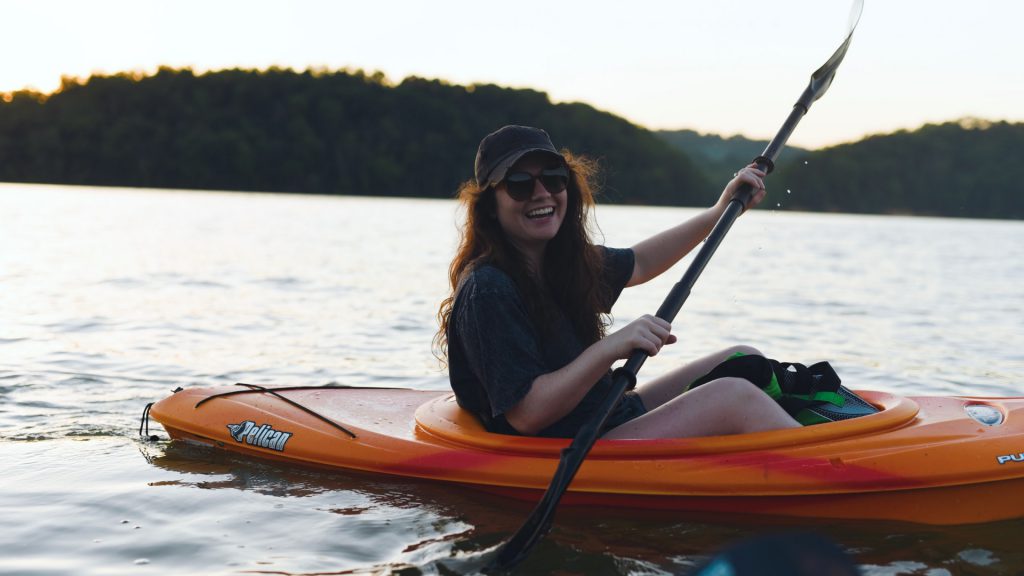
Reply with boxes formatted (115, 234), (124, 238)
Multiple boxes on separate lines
(226, 420), (293, 452)
(996, 452), (1024, 465)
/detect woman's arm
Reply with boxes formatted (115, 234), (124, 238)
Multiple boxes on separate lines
(505, 315), (675, 434)
(629, 164), (767, 287)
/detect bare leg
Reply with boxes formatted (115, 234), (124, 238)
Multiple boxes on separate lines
(604, 377), (800, 439)
(635, 345), (762, 411)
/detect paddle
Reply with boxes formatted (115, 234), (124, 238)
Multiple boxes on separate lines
(487, 1), (865, 571)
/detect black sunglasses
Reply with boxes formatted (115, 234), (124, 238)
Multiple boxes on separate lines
(502, 166), (569, 201)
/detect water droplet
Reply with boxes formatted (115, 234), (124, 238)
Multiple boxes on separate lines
(959, 548), (997, 566)
(786, 189), (792, 194)
(776, 203), (782, 207)
(803, 160), (809, 165)
(133, 558), (151, 566)
(120, 520), (130, 524)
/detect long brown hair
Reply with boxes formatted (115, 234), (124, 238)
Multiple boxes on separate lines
(434, 151), (610, 366)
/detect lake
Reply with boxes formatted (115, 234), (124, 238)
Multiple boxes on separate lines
(1, 183), (1022, 575)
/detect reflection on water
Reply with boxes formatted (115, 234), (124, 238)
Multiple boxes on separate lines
(145, 441), (507, 574)
(1, 184), (1022, 574)
(5, 437), (1021, 575)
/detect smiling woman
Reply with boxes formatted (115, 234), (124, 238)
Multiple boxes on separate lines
(492, 156), (569, 260)
(433, 125), (796, 440)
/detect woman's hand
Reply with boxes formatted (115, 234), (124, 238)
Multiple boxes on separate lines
(602, 314), (677, 360)
(716, 163), (767, 213)
(629, 165), (766, 287)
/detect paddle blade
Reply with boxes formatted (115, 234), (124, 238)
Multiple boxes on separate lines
(802, 0), (864, 107)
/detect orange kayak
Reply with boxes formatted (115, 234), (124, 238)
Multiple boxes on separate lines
(147, 385), (1024, 525)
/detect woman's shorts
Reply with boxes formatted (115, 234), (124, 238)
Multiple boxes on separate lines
(536, 391), (648, 438)
(601, 391), (648, 433)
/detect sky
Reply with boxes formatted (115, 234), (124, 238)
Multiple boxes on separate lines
(2, 0), (1022, 149)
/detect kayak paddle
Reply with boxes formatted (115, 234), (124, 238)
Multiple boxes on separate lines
(488, 0), (865, 570)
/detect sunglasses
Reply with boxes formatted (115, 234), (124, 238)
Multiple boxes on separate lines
(501, 166), (569, 201)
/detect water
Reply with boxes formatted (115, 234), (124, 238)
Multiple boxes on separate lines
(1, 183), (1022, 575)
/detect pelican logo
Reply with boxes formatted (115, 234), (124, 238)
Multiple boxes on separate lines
(226, 420), (293, 452)
(997, 452), (1024, 465)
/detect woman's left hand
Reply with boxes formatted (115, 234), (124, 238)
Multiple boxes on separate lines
(717, 163), (767, 213)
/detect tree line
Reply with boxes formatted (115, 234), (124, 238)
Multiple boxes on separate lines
(767, 119), (1023, 219)
(0, 67), (709, 206)
(656, 129), (810, 183)
(1, 67), (1021, 219)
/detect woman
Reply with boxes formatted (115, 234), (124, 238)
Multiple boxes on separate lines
(435, 125), (800, 438)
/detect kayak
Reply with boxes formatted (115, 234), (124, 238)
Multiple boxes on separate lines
(146, 384), (1024, 525)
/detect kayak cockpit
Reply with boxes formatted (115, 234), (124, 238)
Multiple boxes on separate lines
(413, 390), (919, 457)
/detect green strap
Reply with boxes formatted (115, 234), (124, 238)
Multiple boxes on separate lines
(786, 391), (845, 407)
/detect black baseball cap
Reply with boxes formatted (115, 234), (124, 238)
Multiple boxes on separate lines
(474, 125), (566, 189)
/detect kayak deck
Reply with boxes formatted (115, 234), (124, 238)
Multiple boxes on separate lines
(149, 385), (1024, 525)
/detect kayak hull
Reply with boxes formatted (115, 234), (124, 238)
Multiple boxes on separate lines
(149, 385), (1024, 525)
(490, 477), (1024, 525)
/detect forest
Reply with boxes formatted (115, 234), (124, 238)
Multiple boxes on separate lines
(0, 67), (708, 206)
(1, 67), (1020, 219)
(766, 119), (1023, 219)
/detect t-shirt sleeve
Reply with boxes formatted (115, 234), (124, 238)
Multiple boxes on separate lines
(454, 271), (549, 418)
(598, 246), (635, 313)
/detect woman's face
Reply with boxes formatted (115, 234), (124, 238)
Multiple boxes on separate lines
(494, 153), (568, 259)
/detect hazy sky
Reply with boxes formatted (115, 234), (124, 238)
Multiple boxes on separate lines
(3, 0), (1022, 148)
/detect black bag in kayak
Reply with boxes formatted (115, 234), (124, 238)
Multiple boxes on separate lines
(688, 354), (878, 425)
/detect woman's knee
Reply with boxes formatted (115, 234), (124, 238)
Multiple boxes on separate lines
(706, 376), (765, 402)
(701, 377), (785, 417)
(703, 377), (799, 432)
(722, 344), (762, 358)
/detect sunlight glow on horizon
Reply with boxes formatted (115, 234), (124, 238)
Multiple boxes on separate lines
(4, 0), (1022, 149)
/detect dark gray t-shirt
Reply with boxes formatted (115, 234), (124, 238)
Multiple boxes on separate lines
(447, 246), (635, 437)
